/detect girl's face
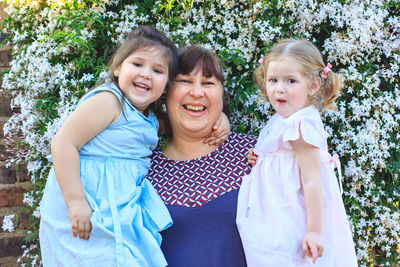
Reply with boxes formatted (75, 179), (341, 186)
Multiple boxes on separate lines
(265, 58), (319, 118)
(114, 47), (169, 113)
(167, 66), (224, 137)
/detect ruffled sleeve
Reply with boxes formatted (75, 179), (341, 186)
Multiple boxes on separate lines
(253, 106), (329, 157)
(281, 107), (329, 151)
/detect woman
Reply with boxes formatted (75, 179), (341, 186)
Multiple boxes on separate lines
(146, 45), (257, 266)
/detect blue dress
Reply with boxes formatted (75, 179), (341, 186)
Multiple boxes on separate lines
(40, 81), (172, 267)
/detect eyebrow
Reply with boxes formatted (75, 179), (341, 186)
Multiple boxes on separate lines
(267, 73), (298, 77)
(131, 56), (167, 69)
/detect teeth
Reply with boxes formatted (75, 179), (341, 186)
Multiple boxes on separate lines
(184, 105), (205, 111)
(134, 83), (150, 90)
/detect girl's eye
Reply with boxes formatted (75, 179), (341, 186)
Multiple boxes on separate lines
(177, 79), (191, 84)
(288, 79), (296, 84)
(133, 62), (141, 67)
(268, 78), (277, 83)
(153, 69), (163, 74)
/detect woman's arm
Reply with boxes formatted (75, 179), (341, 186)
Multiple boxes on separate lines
(291, 132), (323, 263)
(51, 91), (120, 240)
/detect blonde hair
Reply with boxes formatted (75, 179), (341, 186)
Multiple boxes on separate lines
(254, 39), (341, 111)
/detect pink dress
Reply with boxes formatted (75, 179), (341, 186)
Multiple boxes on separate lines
(236, 106), (358, 266)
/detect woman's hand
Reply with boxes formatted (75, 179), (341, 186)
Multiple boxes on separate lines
(247, 148), (258, 166)
(302, 232), (324, 263)
(67, 199), (93, 240)
(204, 112), (230, 146)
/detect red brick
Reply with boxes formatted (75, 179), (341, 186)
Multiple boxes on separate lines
(0, 165), (16, 184)
(0, 119), (6, 139)
(0, 235), (24, 257)
(0, 45), (11, 68)
(0, 209), (30, 233)
(0, 188), (25, 207)
(0, 256), (20, 267)
(17, 165), (29, 183)
(0, 93), (13, 117)
(16, 210), (30, 230)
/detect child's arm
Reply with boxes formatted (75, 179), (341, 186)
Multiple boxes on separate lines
(291, 132), (324, 264)
(204, 112), (230, 146)
(246, 148), (258, 166)
(51, 91), (120, 240)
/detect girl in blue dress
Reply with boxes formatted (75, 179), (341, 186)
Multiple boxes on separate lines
(39, 26), (228, 267)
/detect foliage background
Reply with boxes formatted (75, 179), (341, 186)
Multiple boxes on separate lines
(1, 0), (399, 266)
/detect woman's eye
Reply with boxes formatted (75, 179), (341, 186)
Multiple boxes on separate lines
(288, 79), (296, 84)
(177, 79), (190, 83)
(204, 81), (215, 86)
(133, 62), (141, 67)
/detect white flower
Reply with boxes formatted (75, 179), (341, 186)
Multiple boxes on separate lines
(23, 192), (35, 207)
(2, 214), (15, 232)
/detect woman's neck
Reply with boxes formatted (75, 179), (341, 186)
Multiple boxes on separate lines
(163, 133), (219, 161)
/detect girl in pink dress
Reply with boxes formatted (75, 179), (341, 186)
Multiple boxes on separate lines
(236, 39), (358, 266)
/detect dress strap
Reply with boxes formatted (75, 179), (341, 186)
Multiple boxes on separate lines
(105, 159), (126, 267)
(330, 154), (344, 194)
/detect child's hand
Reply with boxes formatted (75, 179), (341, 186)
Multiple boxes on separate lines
(247, 148), (258, 166)
(67, 199), (93, 240)
(302, 232), (324, 263)
(204, 113), (230, 146)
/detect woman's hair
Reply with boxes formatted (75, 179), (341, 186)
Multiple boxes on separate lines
(162, 45), (228, 138)
(107, 26), (178, 115)
(175, 45), (228, 113)
(254, 39), (341, 111)
(175, 45), (224, 83)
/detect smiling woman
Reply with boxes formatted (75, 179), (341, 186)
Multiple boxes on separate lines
(165, 47), (225, 154)
(146, 46), (257, 266)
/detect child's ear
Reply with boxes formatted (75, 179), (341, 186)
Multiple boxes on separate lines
(114, 67), (120, 77)
(309, 77), (322, 96)
(113, 56), (120, 77)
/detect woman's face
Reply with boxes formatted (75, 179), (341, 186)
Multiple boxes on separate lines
(166, 66), (224, 137)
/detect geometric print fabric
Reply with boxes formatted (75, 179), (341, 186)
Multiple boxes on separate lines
(147, 132), (257, 207)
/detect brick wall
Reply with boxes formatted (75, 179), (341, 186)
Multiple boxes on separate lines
(0, 3), (31, 267)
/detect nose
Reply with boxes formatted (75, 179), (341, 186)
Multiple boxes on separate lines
(190, 82), (204, 97)
(140, 68), (152, 80)
(276, 81), (285, 93)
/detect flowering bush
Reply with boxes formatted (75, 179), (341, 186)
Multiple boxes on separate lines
(1, 0), (399, 266)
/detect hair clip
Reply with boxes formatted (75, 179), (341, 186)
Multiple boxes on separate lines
(258, 57), (263, 64)
(321, 63), (332, 79)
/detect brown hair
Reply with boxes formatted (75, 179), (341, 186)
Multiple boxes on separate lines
(254, 39), (341, 111)
(108, 26), (178, 115)
(176, 45), (228, 114)
(175, 45), (224, 83)
(162, 45), (228, 138)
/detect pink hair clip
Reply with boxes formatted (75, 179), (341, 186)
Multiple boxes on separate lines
(321, 63), (332, 79)
(258, 57), (263, 64)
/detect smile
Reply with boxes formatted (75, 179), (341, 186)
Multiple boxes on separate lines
(183, 104), (206, 112)
(133, 82), (150, 91)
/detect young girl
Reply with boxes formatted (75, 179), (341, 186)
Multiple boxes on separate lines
(236, 39), (358, 266)
(39, 26), (229, 267)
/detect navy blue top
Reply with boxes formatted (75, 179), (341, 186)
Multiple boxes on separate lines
(161, 190), (245, 266)
(147, 132), (257, 266)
